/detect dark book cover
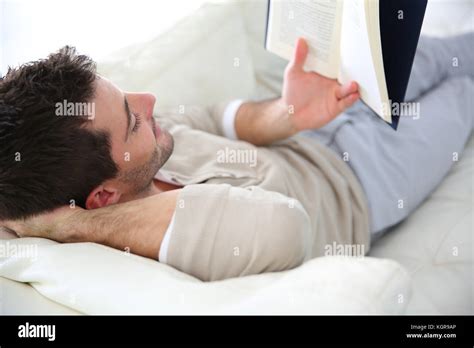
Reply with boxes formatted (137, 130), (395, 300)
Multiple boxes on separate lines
(380, 0), (428, 130)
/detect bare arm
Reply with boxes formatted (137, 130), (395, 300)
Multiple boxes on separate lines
(2, 189), (180, 260)
(235, 38), (359, 146)
(235, 98), (296, 146)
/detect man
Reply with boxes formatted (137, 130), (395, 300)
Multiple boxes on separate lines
(1, 34), (472, 281)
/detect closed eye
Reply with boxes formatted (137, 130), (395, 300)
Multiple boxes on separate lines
(132, 113), (141, 133)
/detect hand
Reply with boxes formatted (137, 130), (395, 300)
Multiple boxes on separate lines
(282, 37), (360, 131)
(0, 206), (82, 242)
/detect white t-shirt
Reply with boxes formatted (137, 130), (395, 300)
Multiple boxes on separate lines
(154, 170), (178, 264)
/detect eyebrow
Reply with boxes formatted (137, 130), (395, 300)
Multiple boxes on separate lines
(124, 96), (132, 142)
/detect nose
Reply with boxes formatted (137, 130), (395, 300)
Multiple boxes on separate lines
(127, 92), (156, 121)
(141, 93), (156, 121)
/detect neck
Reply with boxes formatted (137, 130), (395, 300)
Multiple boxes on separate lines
(135, 179), (178, 198)
(119, 179), (180, 204)
(152, 178), (181, 193)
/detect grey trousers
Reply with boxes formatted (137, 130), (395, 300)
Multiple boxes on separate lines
(303, 34), (474, 239)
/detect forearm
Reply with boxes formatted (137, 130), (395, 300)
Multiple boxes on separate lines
(48, 192), (177, 259)
(234, 97), (297, 146)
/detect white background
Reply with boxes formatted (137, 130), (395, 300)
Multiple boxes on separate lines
(0, 0), (210, 75)
(1, 0), (473, 76)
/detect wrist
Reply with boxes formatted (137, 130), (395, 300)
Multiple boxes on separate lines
(275, 97), (298, 137)
(235, 97), (299, 146)
(53, 206), (87, 243)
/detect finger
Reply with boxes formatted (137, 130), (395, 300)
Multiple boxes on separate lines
(337, 92), (360, 112)
(289, 37), (308, 71)
(335, 81), (359, 100)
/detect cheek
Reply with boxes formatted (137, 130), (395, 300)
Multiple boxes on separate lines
(128, 132), (156, 165)
(141, 120), (158, 147)
(115, 147), (134, 169)
(112, 124), (156, 170)
(139, 126), (157, 150)
(113, 142), (147, 171)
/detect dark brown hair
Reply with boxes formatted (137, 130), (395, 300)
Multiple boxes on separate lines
(0, 46), (118, 220)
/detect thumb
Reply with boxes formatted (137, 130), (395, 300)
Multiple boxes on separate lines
(289, 37), (308, 71)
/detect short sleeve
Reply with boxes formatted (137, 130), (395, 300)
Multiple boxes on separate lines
(164, 184), (313, 281)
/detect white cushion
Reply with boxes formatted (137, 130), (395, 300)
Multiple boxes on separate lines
(0, 237), (411, 314)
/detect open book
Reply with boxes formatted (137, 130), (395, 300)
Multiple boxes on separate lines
(265, 0), (427, 130)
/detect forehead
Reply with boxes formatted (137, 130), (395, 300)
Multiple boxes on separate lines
(92, 77), (124, 126)
(94, 76), (122, 106)
(91, 77), (127, 146)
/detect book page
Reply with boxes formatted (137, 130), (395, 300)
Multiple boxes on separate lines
(266, 0), (343, 79)
(365, 0), (391, 123)
(338, 0), (391, 122)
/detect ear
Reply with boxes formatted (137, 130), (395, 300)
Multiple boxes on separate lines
(85, 185), (122, 209)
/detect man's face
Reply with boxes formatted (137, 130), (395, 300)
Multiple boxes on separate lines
(90, 77), (173, 203)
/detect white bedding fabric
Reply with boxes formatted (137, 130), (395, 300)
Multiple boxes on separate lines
(0, 238), (411, 315)
(0, 0), (472, 315)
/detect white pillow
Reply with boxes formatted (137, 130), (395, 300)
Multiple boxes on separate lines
(0, 237), (411, 314)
